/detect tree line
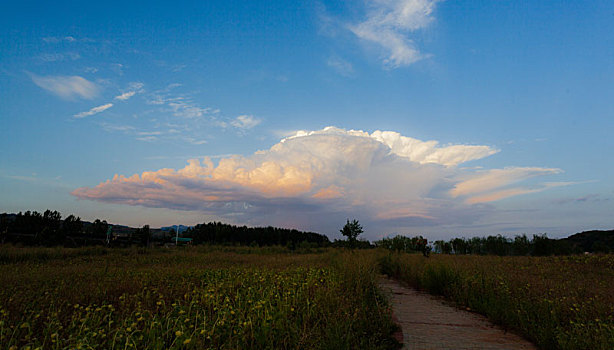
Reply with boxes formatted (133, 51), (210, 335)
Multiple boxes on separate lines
(374, 235), (431, 256)
(377, 232), (612, 256)
(182, 221), (330, 248)
(0, 210), (330, 248)
(2, 210), (609, 254)
(0, 210), (114, 246)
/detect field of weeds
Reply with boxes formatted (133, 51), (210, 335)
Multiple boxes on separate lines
(380, 253), (614, 349)
(0, 246), (399, 349)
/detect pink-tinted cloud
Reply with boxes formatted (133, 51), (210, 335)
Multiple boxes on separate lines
(72, 127), (565, 231)
(451, 167), (563, 203)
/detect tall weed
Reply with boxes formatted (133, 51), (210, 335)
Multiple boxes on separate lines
(379, 253), (614, 350)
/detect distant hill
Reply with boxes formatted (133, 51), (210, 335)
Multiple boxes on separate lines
(562, 230), (614, 253)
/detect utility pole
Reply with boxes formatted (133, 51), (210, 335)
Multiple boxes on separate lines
(106, 226), (112, 246)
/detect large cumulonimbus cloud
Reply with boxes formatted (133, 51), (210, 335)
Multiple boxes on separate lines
(72, 127), (563, 233)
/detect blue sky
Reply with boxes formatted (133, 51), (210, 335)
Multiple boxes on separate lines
(1, 0), (613, 240)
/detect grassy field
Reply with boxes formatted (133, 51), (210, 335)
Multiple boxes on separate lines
(0, 246), (400, 349)
(3, 245), (614, 350)
(380, 253), (614, 350)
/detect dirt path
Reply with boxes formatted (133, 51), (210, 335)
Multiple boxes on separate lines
(379, 276), (537, 350)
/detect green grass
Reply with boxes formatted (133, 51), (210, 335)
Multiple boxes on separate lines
(0, 246), (400, 349)
(379, 252), (614, 350)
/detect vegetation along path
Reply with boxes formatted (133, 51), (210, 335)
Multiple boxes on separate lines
(379, 276), (537, 350)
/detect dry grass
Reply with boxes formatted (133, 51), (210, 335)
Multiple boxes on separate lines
(380, 253), (614, 349)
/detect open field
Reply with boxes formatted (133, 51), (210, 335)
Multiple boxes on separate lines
(2, 246), (614, 349)
(380, 253), (614, 349)
(0, 247), (399, 349)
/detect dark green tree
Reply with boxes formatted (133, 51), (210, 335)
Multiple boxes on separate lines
(138, 225), (151, 246)
(451, 238), (468, 255)
(62, 215), (83, 238)
(0, 214), (9, 244)
(43, 210), (62, 230)
(90, 219), (109, 239)
(532, 234), (554, 256)
(340, 219), (363, 248)
(513, 234), (531, 256)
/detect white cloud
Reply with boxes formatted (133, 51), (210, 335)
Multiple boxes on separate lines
(39, 52), (81, 62)
(98, 123), (169, 143)
(72, 126), (563, 234)
(231, 115), (261, 130)
(107, 84), (226, 145)
(283, 126), (497, 166)
(129, 82), (145, 90)
(138, 131), (163, 136)
(111, 63), (124, 76)
(349, 0), (440, 68)
(150, 93), (214, 119)
(74, 103), (113, 118)
(42, 36), (86, 43)
(327, 56), (355, 77)
(136, 136), (158, 142)
(169, 102), (211, 118)
(115, 91), (136, 101)
(145, 85), (231, 133)
(187, 138), (208, 145)
(99, 123), (135, 132)
(116, 82), (146, 101)
(30, 74), (100, 100)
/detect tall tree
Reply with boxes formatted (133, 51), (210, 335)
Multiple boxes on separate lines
(138, 225), (151, 246)
(340, 219), (363, 248)
(62, 215), (83, 237)
(91, 219), (109, 239)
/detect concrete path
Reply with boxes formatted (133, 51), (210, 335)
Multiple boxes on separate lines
(379, 276), (537, 350)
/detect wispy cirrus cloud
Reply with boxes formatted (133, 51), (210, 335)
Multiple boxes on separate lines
(554, 194), (609, 205)
(168, 100), (213, 119)
(114, 82), (144, 101)
(39, 52), (81, 62)
(327, 56), (355, 77)
(99, 123), (135, 133)
(30, 73), (100, 100)
(231, 115), (261, 130)
(349, 0), (441, 68)
(186, 138), (208, 145)
(72, 82), (143, 119)
(74, 103), (114, 118)
(115, 91), (135, 101)
(73, 126), (565, 235)
(124, 84), (261, 143)
(450, 167), (563, 200)
(42, 36), (77, 43)
(42, 36), (94, 44)
(136, 136), (158, 142)
(147, 85), (218, 120)
(98, 122), (166, 143)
